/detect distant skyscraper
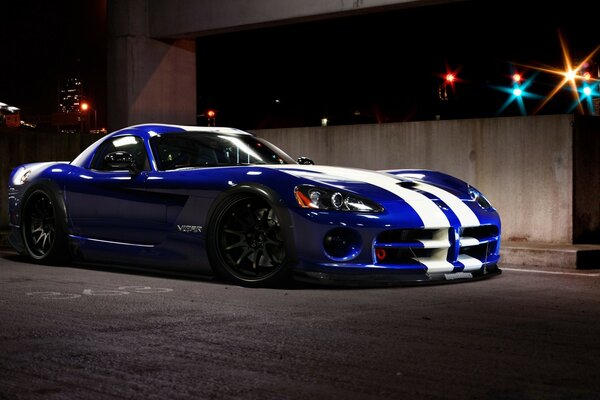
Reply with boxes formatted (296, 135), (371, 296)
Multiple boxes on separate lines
(58, 78), (83, 113)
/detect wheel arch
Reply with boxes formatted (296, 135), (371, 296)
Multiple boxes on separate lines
(204, 183), (298, 282)
(20, 180), (70, 263)
(20, 179), (69, 233)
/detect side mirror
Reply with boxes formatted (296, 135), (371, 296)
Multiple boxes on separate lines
(105, 151), (138, 174)
(297, 156), (315, 165)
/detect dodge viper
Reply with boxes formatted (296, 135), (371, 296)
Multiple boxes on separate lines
(8, 123), (501, 286)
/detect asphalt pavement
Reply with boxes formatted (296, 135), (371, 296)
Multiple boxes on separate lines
(1, 249), (600, 399)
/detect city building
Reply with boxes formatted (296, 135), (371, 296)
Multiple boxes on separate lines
(58, 77), (83, 114)
(0, 102), (21, 128)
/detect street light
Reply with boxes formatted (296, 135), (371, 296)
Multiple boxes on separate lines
(80, 101), (97, 131)
(197, 109), (217, 126)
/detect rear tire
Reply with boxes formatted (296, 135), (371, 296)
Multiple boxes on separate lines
(21, 188), (69, 264)
(207, 194), (293, 287)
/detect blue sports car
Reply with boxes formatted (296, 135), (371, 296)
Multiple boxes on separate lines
(8, 124), (501, 287)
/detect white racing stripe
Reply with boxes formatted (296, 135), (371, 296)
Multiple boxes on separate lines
(414, 182), (480, 227)
(271, 165), (451, 228)
(458, 254), (484, 271)
(417, 239), (451, 249)
(414, 259), (455, 273)
(460, 237), (480, 247)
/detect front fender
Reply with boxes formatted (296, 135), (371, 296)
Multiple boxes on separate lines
(204, 183), (298, 272)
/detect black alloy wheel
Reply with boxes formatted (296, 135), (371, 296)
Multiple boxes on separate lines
(211, 195), (290, 286)
(22, 189), (67, 263)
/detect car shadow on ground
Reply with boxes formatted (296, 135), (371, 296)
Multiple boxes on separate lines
(1, 249), (491, 290)
(0, 249), (370, 291)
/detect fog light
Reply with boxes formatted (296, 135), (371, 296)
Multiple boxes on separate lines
(323, 228), (362, 261)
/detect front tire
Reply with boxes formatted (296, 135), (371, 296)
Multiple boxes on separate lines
(207, 194), (293, 287)
(21, 188), (68, 264)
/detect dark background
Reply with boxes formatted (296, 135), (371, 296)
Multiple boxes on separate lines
(1, 1), (107, 125)
(197, 0), (600, 128)
(1, 0), (599, 130)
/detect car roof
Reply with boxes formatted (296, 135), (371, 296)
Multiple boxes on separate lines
(71, 123), (255, 168)
(122, 123), (253, 136)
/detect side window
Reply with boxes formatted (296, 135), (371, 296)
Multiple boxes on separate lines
(152, 135), (220, 170)
(90, 136), (149, 171)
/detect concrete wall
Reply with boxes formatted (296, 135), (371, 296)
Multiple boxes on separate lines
(107, 0), (196, 130)
(3, 115), (596, 246)
(254, 114), (577, 244)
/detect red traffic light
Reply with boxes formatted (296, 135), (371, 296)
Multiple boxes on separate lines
(512, 73), (522, 83)
(80, 102), (89, 111)
(445, 73), (455, 83)
(207, 110), (216, 118)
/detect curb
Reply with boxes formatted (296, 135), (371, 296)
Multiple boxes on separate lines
(501, 241), (600, 270)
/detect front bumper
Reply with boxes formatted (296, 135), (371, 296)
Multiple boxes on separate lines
(288, 205), (502, 286)
(294, 262), (502, 287)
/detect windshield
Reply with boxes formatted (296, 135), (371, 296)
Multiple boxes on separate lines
(150, 131), (295, 170)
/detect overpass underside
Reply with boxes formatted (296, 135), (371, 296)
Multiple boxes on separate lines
(107, 0), (462, 129)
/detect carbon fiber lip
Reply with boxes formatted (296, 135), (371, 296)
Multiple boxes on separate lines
(294, 265), (502, 287)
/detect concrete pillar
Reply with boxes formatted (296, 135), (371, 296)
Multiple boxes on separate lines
(107, 0), (196, 131)
(573, 115), (600, 244)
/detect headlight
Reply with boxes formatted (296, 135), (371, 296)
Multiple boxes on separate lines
(468, 185), (494, 210)
(12, 168), (31, 185)
(294, 185), (384, 212)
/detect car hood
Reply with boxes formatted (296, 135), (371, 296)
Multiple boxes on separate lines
(262, 164), (481, 228)
(263, 165), (466, 196)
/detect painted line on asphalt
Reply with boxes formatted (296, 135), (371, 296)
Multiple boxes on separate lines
(503, 267), (600, 277)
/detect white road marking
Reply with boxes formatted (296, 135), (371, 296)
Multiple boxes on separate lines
(502, 267), (600, 277)
(27, 291), (82, 299)
(82, 288), (129, 296)
(25, 286), (174, 300)
(118, 286), (173, 293)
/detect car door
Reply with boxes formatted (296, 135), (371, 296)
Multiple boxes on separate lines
(65, 135), (168, 244)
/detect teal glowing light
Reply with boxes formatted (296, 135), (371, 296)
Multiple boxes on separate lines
(569, 83), (598, 113)
(494, 70), (541, 116)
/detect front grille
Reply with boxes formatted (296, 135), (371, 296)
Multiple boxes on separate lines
(373, 225), (500, 273)
(462, 226), (499, 242)
(461, 243), (491, 260)
(373, 248), (431, 266)
(377, 229), (437, 244)
(458, 225), (500, 269)
(374, 228), (450, 267)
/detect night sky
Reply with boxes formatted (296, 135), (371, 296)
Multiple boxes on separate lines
(197, 0), (600, 128)
(1, 1), (106, 125)
(2, 0), (599, 130)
